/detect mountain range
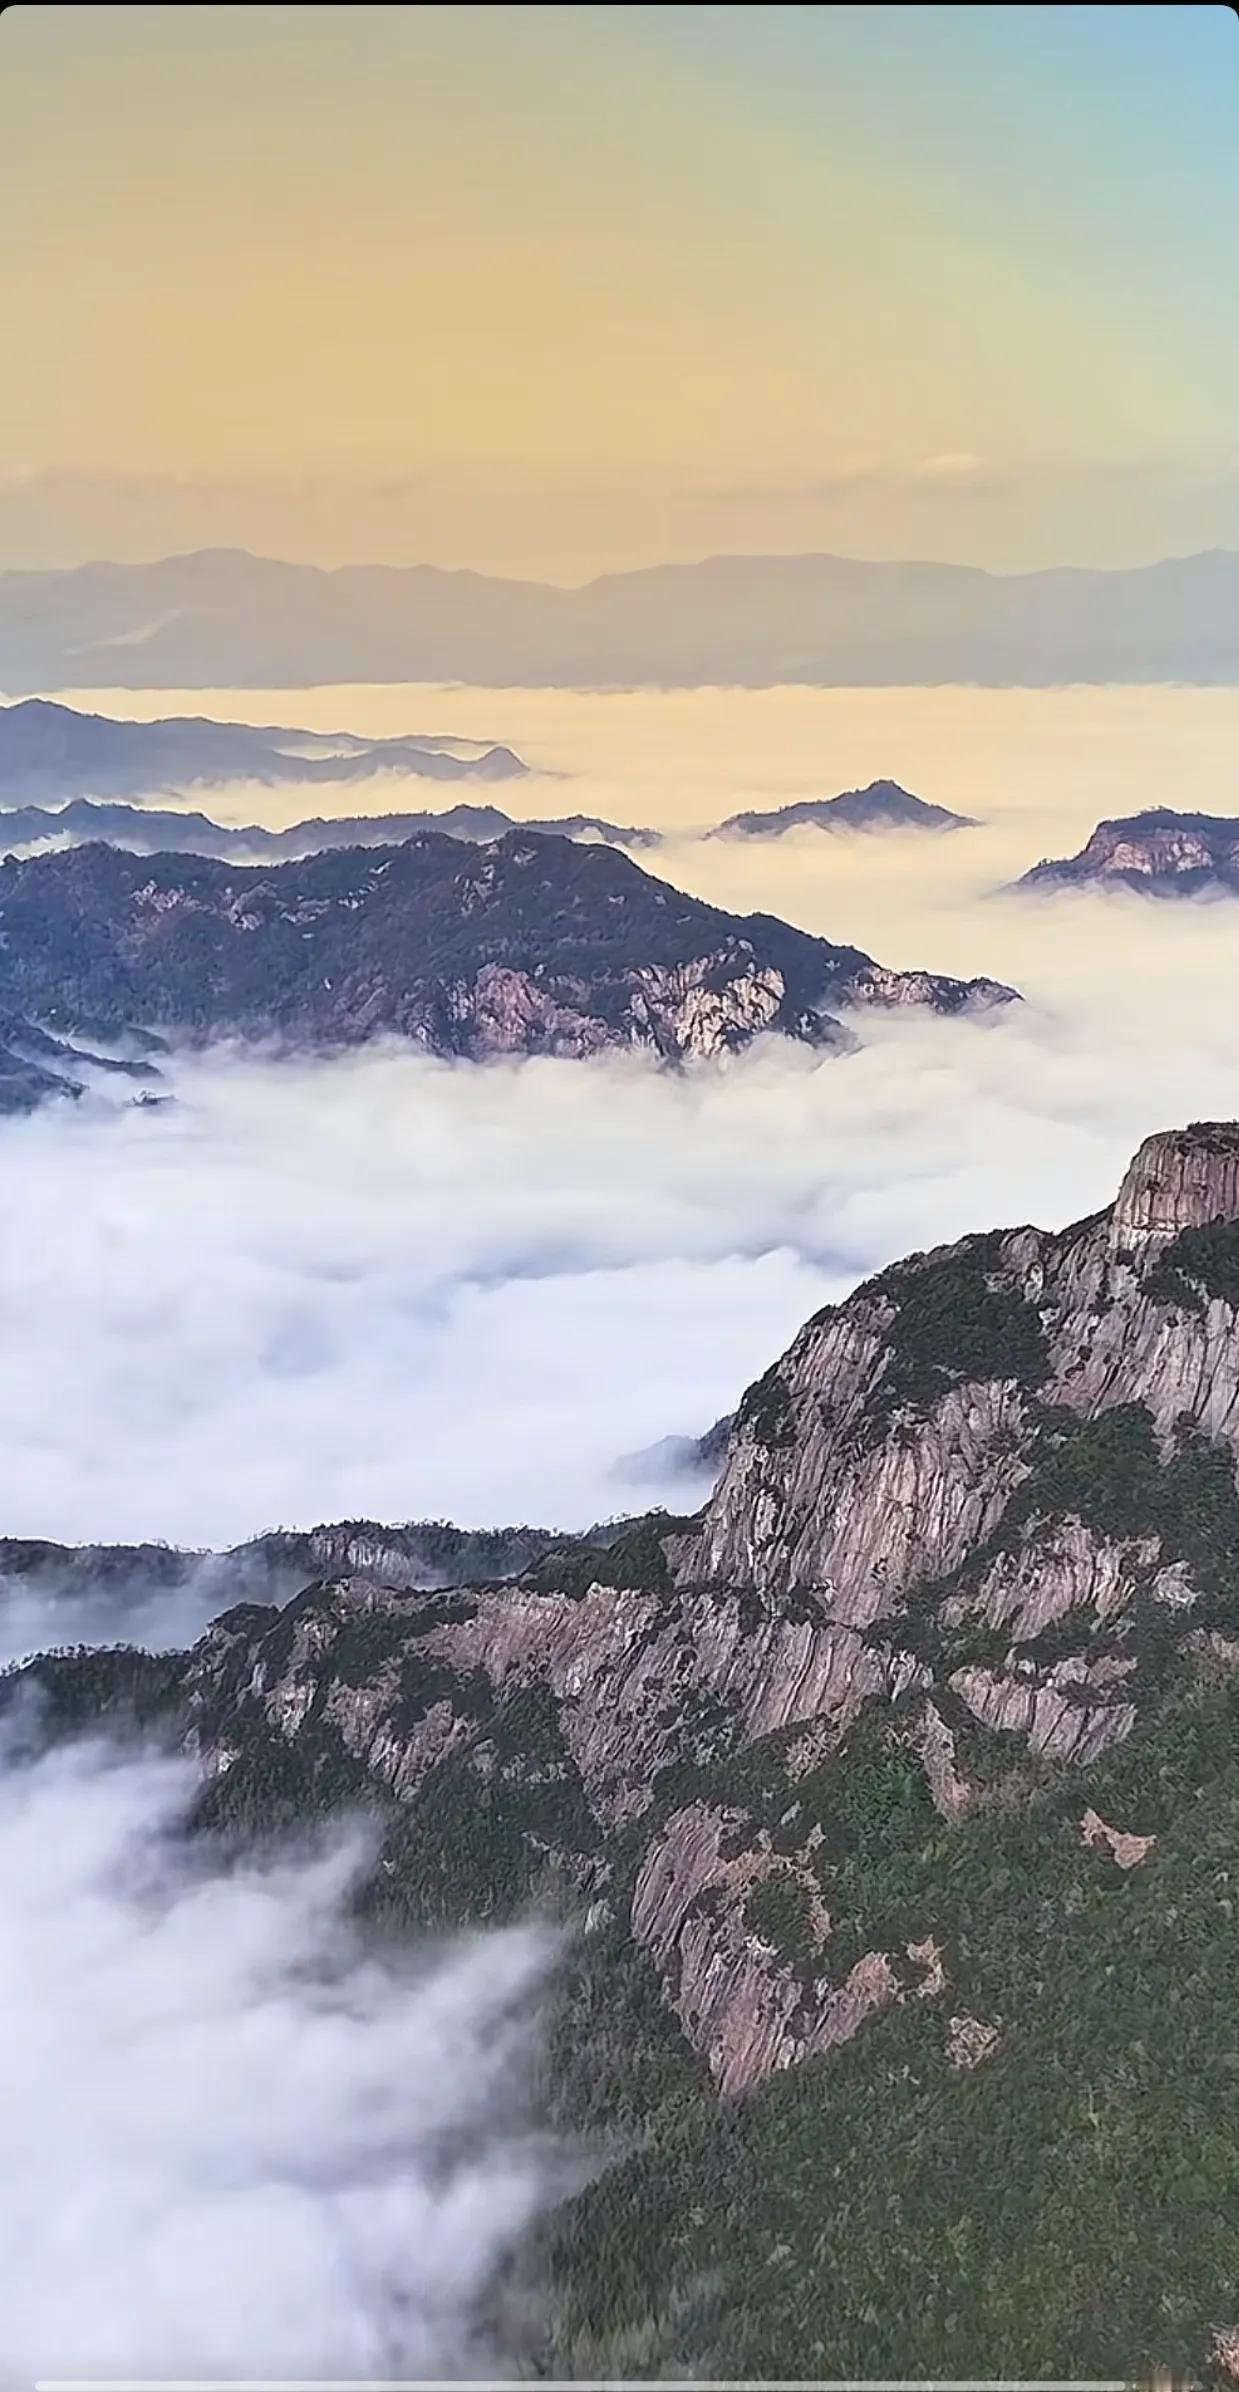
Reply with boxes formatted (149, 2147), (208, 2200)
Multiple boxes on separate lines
(1019, 806), (1239, 896)
(0, 829), (1016, 1107)
(0, 696), (525, 800)
(3, 546), (1239, 689)
(710, 778), (978, 838)
(0, 793), (660, 863)
(8, 1117), (1239, 2376)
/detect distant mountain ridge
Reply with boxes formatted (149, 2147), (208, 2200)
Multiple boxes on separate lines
(0, 793), (659, 863)
(1018, 808), (1239, 896)
(3, 546), (1239, 689)
(0, 696), (526, 800)
(711, 779), (978, 839)
(0, 827), (1016, 1107)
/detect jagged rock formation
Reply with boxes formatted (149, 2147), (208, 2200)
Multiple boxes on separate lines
(1018, 807), (1239, 896)
(710, 780), (978, 839)
(14, 1119), (1239, 2080)
(1109, 1121), (1239, 1254)
(10, 1121), (1239, 2376)
(0, 828), (1015, 1104)
(679, 1120), (1239, 1622)
(1079, 1807), (1156, 1870)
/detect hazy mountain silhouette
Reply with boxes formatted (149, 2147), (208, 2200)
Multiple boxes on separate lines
(710, 779), (978, 838)
(0, 696), (525, 799)
(2, 547), (1238, 689)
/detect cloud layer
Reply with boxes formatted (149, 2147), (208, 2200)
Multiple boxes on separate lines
(4, 679), (1239, 1565)
(3, 678), (1239, 2383)
(0, 1724), (566, 2381)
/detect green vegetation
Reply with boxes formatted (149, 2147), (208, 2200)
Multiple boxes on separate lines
(742, 1869), (818, 1969)
(900, 1400), (1239, 1688)
(1008, 1403), (1239, 1630)
(329, 1612), (418, 1686)
(363, 1759), (594, 1932)
(864, 1239), (1049, 1438)
(734, 1364), (795, 1451)
(1148, 1217), (1239, 1314)
(330, 1593), (479, 1686)
(361, 1677), (598, 1931)
(12, 1365), (1239, 2381)
(545, 1921), (711, 2144)
(530, 1510), (694, 1599)
(188, 1718), (374, 1839)
(546, 1675), (1239, 2380)
(0, 1643), (184, 1740)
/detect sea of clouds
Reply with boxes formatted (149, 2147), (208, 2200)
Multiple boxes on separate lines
(6, 677), (1239, 1568)
(5, 678), (1239, 2377)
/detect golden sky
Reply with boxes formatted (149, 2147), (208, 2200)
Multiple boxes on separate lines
(2, 4), (1237, 574)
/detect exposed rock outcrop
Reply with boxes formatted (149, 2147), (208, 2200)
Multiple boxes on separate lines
(946, 2014), (1002, 2070)
(675, 1122), (1239, 1627)
(0, 828), (1016, 1100)
(1110, 1122), (1239, 1257)
(18, 1119), (1239, 2120)
(1017, 808), (1239, 897)
(1080, 1808), (1157, 1869)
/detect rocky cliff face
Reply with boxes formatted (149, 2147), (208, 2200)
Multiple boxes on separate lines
(1109, 1122), (1239, 1254)
(0, 827), (1016, 1103)
(1019, 807), (1239, 895)
(10, 1117), (1239, 2373)
(680, 1120), (1239, 1609)
(31, 1118), (1232, 2124)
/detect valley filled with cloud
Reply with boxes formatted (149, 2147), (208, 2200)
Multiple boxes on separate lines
(6, 682), (1239, 1567)
(0, 1724), (567, 2377)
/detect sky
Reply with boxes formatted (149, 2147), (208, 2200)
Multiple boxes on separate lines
(2, 3), (1237, 576)
(7, 15), (1239, 2365)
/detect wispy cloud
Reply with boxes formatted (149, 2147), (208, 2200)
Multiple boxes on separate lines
(0, 1724), (568, 2378)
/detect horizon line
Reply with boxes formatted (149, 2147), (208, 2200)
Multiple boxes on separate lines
(3, 543), (1238, 594)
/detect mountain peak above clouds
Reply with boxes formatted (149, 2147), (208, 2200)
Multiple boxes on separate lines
(1018, 806), (1239, 896)
(710, 778), (979, 839)
(0, 827), (1017, 1106)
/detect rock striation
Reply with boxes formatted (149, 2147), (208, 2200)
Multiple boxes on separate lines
(20, 1118), (1239, 2127)
(1109, 1121), (1239, 1256)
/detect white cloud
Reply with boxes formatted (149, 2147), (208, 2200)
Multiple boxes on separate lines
(4, 676), (1239, 2382)
(5, 679), (1239, 1568)
(0, 1725), (567, 2381)
(0, 1558), (241, 1673)
(912, 451), (991, 482)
